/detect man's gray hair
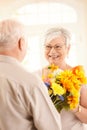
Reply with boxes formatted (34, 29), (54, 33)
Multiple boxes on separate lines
(0, 19), (27, 50)
(44, 27), (71, 46)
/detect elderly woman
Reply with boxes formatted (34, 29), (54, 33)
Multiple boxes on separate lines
(35, 27), (87, 130)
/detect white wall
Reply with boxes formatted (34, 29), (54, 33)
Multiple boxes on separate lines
(0, 0), (87, 74)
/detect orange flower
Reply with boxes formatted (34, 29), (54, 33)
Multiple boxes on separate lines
(72, 65), (84, 75)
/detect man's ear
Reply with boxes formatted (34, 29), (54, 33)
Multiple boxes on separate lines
(18, 37), (25, 51)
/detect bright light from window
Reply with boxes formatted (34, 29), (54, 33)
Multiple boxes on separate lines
(13, 3), (77, 25)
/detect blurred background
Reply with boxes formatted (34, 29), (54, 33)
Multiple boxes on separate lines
(0, 0), (87, 74)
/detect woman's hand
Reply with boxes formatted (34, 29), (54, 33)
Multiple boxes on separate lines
(72, 85), (87, 123)
(80, 85), (87, 108)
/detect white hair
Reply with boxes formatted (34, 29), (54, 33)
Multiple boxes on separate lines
(0, 19), (28, 50)
(44, 27), (71, 46)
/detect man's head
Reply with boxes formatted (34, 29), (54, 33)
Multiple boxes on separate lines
(0, 19), (28, 61)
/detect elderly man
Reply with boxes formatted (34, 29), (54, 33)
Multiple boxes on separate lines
(0, 19), (61, 130)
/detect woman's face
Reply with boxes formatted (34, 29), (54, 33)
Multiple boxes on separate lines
(44, 35), (70, 66)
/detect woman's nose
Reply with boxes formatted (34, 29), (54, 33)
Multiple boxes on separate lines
(49, 47), (56, 54)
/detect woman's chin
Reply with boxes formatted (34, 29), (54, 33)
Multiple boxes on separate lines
(49, 61), (58, 65)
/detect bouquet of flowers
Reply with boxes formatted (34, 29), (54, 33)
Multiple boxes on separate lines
(42, 64), (87, 113)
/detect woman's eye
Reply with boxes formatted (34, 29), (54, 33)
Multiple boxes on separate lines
(46, 46), (51, 49)
(55, 46), (61, 48)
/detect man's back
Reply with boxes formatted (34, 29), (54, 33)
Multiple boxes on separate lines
(0, 55), (61, 130)
(0, 55), (37, 130)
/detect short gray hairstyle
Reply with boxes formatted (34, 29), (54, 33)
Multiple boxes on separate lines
(0, 19), (27, 50)
(44, 27), (71, 46)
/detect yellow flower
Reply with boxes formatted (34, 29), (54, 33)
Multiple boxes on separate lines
(51, 82), (65, 95)
(48, 64), (58, 71)
(48, 88), (53, 95)
(42, 75), (45, 80)
(48, 73), (53, 78)
(67, 95), (79, 109)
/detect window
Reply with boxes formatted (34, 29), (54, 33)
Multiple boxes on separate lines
(13, 3), (77, 25)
